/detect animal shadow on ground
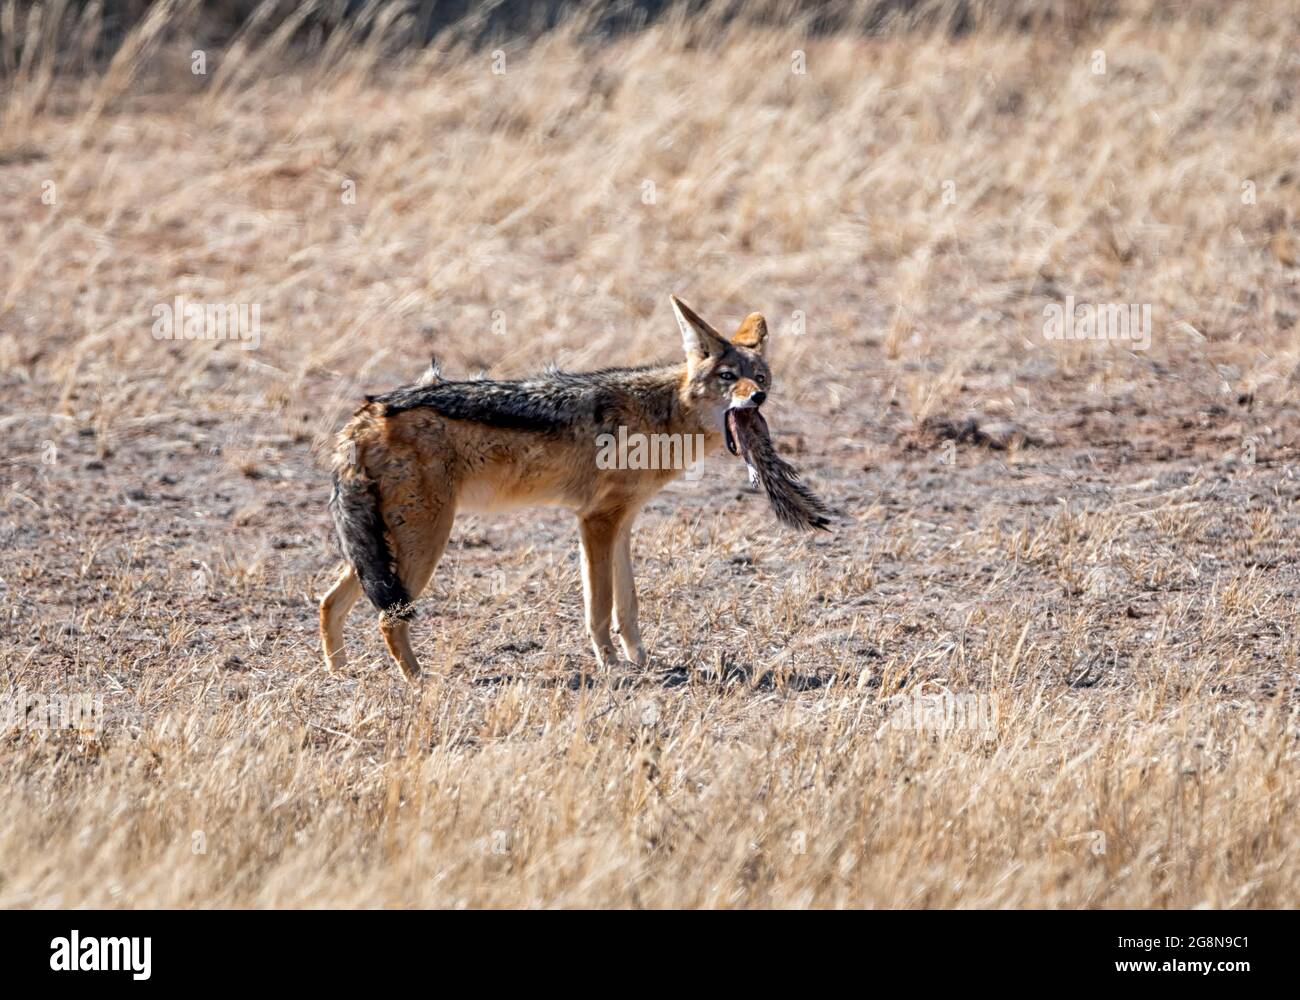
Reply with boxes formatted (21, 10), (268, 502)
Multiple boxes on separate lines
(470, 652), (825, 692)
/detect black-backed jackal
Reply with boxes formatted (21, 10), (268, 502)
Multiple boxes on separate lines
(320, 296), (829, 681)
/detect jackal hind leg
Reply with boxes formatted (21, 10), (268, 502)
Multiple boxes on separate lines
(378, 501), (455, 683)
(320, 565), (363, 674)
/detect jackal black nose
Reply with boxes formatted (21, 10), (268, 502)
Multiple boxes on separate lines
(751, 390), (766, 407)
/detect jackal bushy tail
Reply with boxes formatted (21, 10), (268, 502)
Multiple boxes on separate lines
(328, 463), (411, 621)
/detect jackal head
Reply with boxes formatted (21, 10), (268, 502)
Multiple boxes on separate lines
(670, 294), (770, 457)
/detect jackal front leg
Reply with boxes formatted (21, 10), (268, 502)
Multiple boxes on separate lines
(578, 513), (620, 668)
(612, 523), (646, 666)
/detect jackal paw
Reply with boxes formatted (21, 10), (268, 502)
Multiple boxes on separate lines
(323, 652), (348, 677)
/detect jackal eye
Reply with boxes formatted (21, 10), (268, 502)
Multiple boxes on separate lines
(755, 374), (767, 385)
(718, 371), (737, 382)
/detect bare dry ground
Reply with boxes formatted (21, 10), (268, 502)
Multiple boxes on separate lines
(1, 0), (1299, 907)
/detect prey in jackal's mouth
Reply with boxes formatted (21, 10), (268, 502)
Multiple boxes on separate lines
(320, 294), (833, 683)
(726, 407), (832, 531)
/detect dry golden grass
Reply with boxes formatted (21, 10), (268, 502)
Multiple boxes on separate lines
(1, 0), (1299, 907)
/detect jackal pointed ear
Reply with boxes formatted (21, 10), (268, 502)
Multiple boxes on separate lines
(671, 295), (729, 361)
(732, 313), (767, 355)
